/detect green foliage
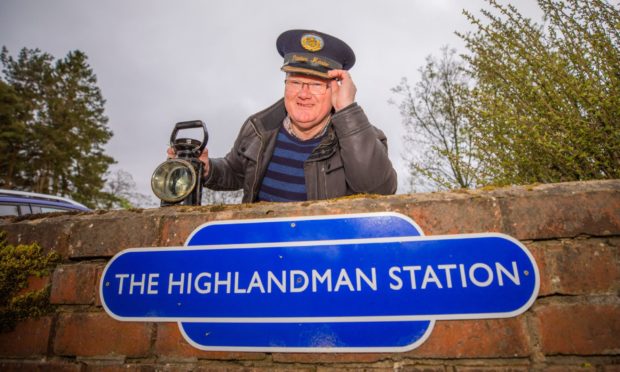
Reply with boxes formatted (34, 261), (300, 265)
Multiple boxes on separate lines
(459, 0), (620, 185)
(0, 231), (60, 332)
(392, 47), (480, 191)
(0, 47), (117, 208)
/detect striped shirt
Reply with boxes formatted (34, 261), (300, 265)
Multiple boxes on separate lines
(258, 127), (323, 202)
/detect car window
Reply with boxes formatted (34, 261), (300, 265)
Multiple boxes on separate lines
(40, 206), (71, 214)
(19, 204), (32, 215)
(0, 204), (19, 216)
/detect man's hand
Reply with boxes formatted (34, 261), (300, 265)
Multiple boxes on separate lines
(167, 147), (210, 177)
(328, 69), (357, 112)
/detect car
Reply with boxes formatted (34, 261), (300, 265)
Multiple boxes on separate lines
(0, 189), (91, 217)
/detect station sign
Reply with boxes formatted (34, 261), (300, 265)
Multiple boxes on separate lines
(100, 213), (539, 352)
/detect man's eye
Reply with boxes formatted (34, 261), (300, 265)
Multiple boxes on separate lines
(309, 83), (323, 88)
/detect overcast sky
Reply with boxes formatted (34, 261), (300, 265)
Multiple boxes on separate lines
(0, 0), (542, 203)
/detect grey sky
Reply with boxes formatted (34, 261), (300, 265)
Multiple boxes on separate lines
(0, 0), (542, 202)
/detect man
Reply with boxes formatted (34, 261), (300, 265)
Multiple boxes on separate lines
(172, 29), (397, 203)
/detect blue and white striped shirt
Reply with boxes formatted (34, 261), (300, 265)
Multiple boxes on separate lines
(258, 127), (323, 202)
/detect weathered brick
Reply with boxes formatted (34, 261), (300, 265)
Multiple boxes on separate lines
(273, 351), (388, 364)
(54, 312), (152, 357)
(497, 184), (620, 240)
(316, 367), (393, 372)
(536, 303), (620, 355)
(154, 322), (266, 361)
(0, 316), (52, 356)
(0, 360), (81, 371)
(532, 239), (620, 296)
(526, 243), (550, 296)
(50, 263), (102, 304)
(394, 365), (446, 372)
(454, 367), (529, 372)
(16, 275), (50, 296)
(412, 318), (530, 358)
(396, 195), (503, 236)
(67, 210), (162, 258)
(0, 215), (75, 257)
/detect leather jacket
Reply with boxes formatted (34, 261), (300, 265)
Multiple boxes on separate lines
(204, 99), (397, 203)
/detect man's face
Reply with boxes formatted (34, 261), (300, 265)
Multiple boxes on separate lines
(284, 74), (333, 132)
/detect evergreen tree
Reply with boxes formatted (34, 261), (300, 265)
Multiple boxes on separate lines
(0, 47), (115, 208)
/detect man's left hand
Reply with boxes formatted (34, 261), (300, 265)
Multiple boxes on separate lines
(328, 69), (357, 112)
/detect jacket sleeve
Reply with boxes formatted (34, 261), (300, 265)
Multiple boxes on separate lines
(331, 103), (398, 195)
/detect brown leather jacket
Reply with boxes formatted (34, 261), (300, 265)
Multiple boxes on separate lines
(204, 99), (397, 203)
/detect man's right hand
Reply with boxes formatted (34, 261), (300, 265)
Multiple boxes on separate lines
(167, 147), (210, 177)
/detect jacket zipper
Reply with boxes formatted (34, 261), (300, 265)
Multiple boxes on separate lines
(250, 119), (264, 201)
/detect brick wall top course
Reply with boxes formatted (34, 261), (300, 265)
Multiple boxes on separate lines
(0, 180), (618, 260)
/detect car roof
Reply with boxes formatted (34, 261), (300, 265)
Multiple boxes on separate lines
(0, 189), (91, 212)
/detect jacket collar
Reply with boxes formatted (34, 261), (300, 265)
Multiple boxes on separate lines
(250, 98), (287, 134)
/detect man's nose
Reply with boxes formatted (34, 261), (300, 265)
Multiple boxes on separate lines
(298, 83), (312, 97)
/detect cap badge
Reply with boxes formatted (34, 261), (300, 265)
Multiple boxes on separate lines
(301, 34), (324, 52)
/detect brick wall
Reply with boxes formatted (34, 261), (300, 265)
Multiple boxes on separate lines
(1, 180), (618, 371)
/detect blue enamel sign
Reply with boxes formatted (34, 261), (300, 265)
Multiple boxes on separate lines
(100, 213), (540, 352)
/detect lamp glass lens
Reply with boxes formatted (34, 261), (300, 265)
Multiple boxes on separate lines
(151, 160), (196, 202)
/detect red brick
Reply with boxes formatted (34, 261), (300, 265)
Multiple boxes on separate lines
(154, 322), (265, 361)
(273, 351), (387, 364)
(539, 239), (620, 295)
(395, 195), (503, 236)
(316, 367), (393, 372)
(412, 318), (530, 358)
(16, 275), (51, 296)
(454, 367), (529, 372)
(526, 243), (551, 296)
(536, 303), (620, 355)
(50, 263), (101, 304)
(53, 312), (152, 357)
(392, 366), (446, 372)
(0, 316), (52, 356)
(66, 210), (162, 258)
(497, 184), (620, 240)
(0, 360), (81, 371)
(1, 215), (75, 258)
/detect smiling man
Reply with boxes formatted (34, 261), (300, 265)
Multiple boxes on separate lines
(197, 29), (397, 202)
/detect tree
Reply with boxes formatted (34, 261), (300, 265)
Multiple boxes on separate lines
(0, 47), (116, 208)
(459, 0), (620, 185)
(202, 188), (243, 205)
(392, 47), (479, 191)
(101, 169), (159, 209)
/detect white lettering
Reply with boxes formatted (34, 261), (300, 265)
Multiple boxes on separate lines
(389, 267), (403, 290)
(168, 273), (185, 294)
(234, 272), (247, 294)
(247, 271), (266, 293)
(194, 272), (211, 294)
(129, 273), (146, 295)
(356, 268), (377, 291)
(147, 273), (159, 295)
(402, 265), (422, 289)
(115, 274), (129, 295)
(334, 269), (354, 292)
(290, 270), (309, 293)
(496, 261), (520, 286)
(437, 264), (457, 288)
(421, 266), (442, 289)
(312, 269), (332, 292)
(469, 263), (494, 287)
(214, 272), (231, 294)
(268, 271), (286, 293)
